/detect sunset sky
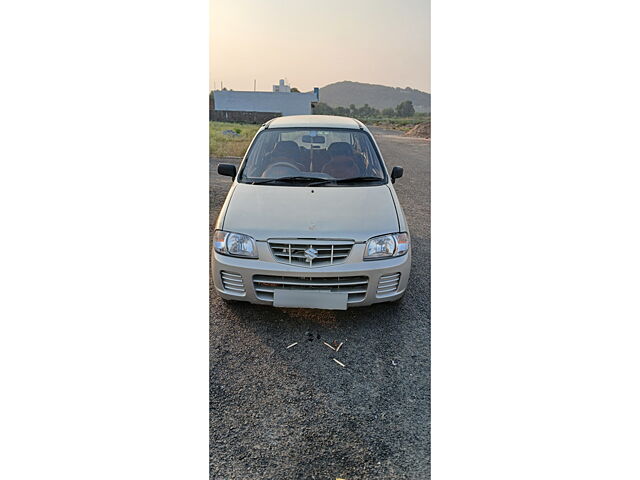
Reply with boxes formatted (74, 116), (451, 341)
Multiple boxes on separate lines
(210, 0), (430, 93)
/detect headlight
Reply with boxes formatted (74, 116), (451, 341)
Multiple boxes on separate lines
(364, 233), (410, 260)
(213, 230), (258, 258)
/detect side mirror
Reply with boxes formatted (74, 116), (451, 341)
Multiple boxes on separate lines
(391, 166), (404, 183)
(218, 163), (237, 178)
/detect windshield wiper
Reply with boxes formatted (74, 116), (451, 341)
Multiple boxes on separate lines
(250, 175), (384, 186)
(308, 176), (384, 186)
(251, 176), (324, 185)
(335, 176), (383, 183)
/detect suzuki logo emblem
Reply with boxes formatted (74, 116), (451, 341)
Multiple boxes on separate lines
(304, 248), (318, 262)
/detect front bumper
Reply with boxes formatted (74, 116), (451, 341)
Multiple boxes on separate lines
(212, 242), (411, 308)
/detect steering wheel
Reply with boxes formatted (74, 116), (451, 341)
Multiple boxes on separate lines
(262, 162), (301, 177)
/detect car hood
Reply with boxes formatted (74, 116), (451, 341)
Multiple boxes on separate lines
(222, 183), (399, 242)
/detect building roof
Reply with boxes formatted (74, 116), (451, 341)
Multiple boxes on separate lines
(266, 115), (363, 129)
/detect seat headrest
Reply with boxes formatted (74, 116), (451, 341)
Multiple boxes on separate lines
(327, 142), (354, 157)
(272, 141), (299, 156)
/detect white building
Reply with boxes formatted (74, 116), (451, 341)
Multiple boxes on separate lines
(272, 79), (291, 93)
(212, 81), (319, 116)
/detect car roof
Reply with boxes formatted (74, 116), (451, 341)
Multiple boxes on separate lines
(265, 115), (366, 130)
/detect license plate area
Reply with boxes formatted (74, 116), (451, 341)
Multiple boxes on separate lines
(273, 289), (348, 310)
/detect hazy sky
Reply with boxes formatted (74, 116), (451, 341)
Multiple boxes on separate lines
(210, 0), (430, 93)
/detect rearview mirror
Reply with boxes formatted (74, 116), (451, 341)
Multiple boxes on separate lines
(218, 163), (237, 178)
(391, 166), (404, 183)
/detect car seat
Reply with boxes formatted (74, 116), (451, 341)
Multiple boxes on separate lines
(327, 142), (354, 158)
(271, 141), (299, 160)
(262, 141), (304, 173)
(322, 155), (360, 178)
(310, 149), (331, 172)
(296, 146), (311, 171)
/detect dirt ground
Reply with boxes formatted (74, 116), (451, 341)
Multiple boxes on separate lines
(403, 122), (431, 140)
(210, 128), (430, 479)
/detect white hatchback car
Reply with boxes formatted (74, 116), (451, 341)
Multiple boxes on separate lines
(212, 115), (411, 310)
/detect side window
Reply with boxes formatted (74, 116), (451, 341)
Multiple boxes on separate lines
(361, 134), (383, 176)
(352, 134), (368, 172)
(244, 130), (279, 177)
(280, 131), (300, 146)
(353, 133), (364, 155)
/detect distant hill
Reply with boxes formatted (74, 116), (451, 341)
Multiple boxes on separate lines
(319, 81), (431, 113)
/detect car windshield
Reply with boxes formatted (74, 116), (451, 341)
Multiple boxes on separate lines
(238, 128), (386, 185)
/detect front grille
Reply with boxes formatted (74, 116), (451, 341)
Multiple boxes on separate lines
(268, 239), (354, 267)
(253, 275), (368, 304)
(220, 271), (245, 294)
(376, 273), (401, 296)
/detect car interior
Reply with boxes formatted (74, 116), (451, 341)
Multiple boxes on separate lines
(259, 139), (376, 179)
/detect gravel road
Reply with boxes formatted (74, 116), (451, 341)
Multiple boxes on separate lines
(210, 128), (430, 480)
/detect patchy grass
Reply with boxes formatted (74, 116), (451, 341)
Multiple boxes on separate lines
(358, 115), (431, 132)
(210, 121), (261, 157)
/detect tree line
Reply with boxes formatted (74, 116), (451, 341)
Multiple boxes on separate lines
(313, 100), (418, 118)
